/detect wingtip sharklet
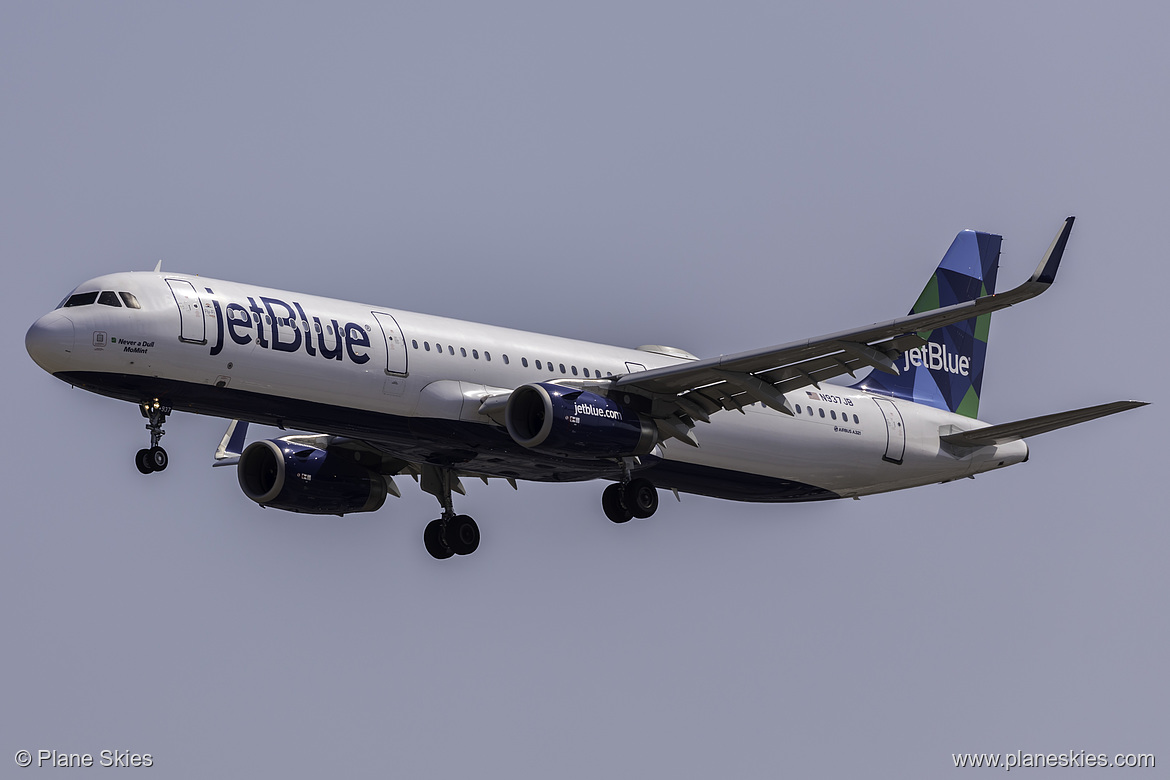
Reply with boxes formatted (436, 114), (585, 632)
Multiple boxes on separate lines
(212, 419), (249, 466)
(1029, 216), (1074, 286)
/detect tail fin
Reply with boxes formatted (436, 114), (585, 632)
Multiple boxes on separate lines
(851, 229), (1002, 418)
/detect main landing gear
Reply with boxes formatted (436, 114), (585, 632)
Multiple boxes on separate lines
(420, 466), (480, 560)
(602, 477), (659, 523)
(135, 400), (171, 474)
(423, 514), (480, 560)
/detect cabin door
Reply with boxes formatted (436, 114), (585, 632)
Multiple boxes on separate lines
(372, 311), (408, 376)
(165, 279), (206, 344)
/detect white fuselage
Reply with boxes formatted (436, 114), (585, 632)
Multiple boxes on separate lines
(26, 271), (1028, 501)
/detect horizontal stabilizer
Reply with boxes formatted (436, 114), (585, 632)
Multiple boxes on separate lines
(940, 400), (1147, 447)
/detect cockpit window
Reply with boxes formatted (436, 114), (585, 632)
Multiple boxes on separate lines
(64, 291), (99, 308)
(98, 291), (122, 307)
(119, 292), (141, 309)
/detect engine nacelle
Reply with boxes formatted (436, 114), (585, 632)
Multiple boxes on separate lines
(237, 440), (388, 515)
(504, 383), (658, 458)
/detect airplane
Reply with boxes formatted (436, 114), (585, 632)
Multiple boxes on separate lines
(25, 217), (1145, 559)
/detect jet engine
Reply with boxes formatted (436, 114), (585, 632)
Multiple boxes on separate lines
(504, 383), (658, 458)
(236, 440), (388, 515)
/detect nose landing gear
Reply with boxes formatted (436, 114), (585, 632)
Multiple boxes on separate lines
(135, 400), (171, 474)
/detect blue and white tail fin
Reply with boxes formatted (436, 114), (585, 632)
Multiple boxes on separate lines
(851, 229), (1002, 418)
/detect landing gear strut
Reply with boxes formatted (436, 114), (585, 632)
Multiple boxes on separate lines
(135, 400), (171, 474)
(420, 465), (480, 560)
(602, 477), (659, 523)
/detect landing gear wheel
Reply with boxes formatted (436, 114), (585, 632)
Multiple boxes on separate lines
(148, 446), (169, 472)
(602, 483), (633, 523)
(424, 519), (454, 560)
(624, 477), (658, 519)
(135, 400), (171, 475)
(445, 515), (480, 556)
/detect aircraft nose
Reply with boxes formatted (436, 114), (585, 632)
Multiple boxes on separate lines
(26, 311), (76, 374)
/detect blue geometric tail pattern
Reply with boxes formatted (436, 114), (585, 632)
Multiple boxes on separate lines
(850, 229), (1001, 419)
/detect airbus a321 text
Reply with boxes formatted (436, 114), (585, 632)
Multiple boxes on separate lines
(26, 218), (1145, 559)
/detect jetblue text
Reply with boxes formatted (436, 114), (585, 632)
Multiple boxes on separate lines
(206, 289), (371, 366)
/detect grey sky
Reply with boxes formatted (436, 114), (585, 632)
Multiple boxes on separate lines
(2, 2), (1165, 777)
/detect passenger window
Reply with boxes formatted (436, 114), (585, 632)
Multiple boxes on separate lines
(853, 414), (859, 424)
(448, 346), (454, 355)
(582, 367), (589, 377)
(818, 408), (825, 418)
(98, 291), (122, 307)
(535, 360), (542, 370)
(472, 350), (479, 359)
(118, 292), (141, 309)
(485, 351), (491, 361)
(807, 407), (814, 416)
(571, 366), (578, 376)
(461, 347), (467, 357)
(595, 370), (602, 378)
(436, 343), (442, 353)
(503, 354), (509, 365)
(795, 404), (802, 414)
(831, 410), (837, 420)
(559, 363), (566, 374)
(411, 339), (418, 349)
(522, 357), (528, 367)
(424, 342), (431, 351)
(64, 291), (99, 307)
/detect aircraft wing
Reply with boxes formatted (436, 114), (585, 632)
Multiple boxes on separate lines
(612, 218), (1075, 444)
(209, 419), (520, 503)
(211, 419), (250, 466)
